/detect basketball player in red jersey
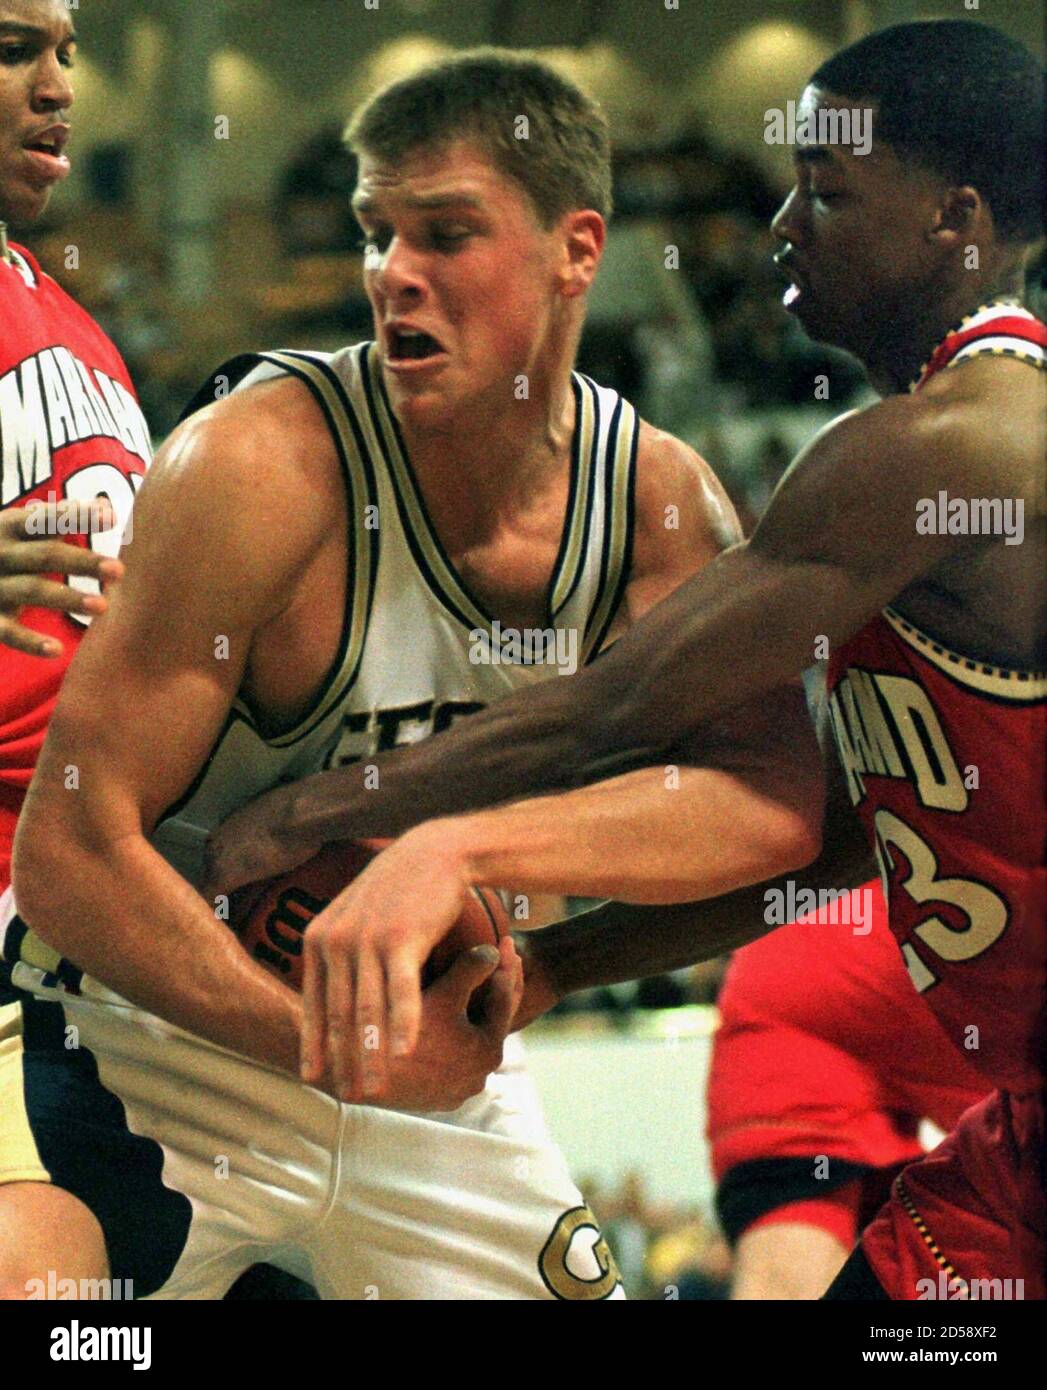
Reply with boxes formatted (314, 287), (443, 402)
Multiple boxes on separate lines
(202, 21), (1043, 1301)
(0, 0), (151, 1296)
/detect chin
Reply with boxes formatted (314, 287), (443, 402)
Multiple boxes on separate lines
(4, 190), (50, 229)
(387, 387), (455, 431)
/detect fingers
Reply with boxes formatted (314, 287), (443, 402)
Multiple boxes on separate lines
(428, 943), (500, 1006)
(386, 946), (425, 1061)
(477, 939), (523, 1040)
(300, 934), (327, 1085)
(0, 574), (109, 618)
(0, 613), (64, 658)
(0, 541), (123, 581)
(1, 498), (117, 542)
(353, 949), (387, 1100)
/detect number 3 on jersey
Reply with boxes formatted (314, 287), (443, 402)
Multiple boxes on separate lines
(64, 463), (144, 625)
(873, 808), (1009, 992)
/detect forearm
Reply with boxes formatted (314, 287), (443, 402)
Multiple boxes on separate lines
(515, 761), (875, 1017)
(12, 818), (302, 1074)
(287, 691), (596, 847)
(420, 761), (820, 906)
(287, 544), (850, 845)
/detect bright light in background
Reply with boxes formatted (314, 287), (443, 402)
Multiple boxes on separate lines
(541, 43), (676, 147)
(340, 35), (454, 113)
(690, 22), (835, 184)
(212, 48), (311, 203)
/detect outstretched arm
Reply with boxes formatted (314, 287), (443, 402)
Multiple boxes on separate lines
(205, 389), (987, 894)
(293, 433), (828, 1093)
(512, 742), (876, 1027)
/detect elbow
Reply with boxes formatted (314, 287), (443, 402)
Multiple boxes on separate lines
(771, 811), (823, 876)
(11, 814), (74, 951)
(11, 835), (51, 938)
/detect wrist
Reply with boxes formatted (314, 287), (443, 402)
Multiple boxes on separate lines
(401, 816), (476, 885)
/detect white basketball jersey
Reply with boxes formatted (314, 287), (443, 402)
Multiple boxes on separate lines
(151, 344), (638, 888)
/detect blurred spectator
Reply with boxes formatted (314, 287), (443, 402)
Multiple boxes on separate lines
(275, 121), (359, 259)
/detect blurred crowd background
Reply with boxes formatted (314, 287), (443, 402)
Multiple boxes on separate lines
(27, 0), (1044, 1297)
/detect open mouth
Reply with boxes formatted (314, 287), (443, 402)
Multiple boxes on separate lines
(387, 328), (446, 362)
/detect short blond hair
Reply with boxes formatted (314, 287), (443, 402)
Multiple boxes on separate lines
(346, 48), (613, 227)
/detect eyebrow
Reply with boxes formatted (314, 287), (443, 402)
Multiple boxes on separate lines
(352, 192), (485, 215)
(0, 22), (77, 43)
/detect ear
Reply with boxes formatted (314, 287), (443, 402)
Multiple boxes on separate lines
(556, 210), (606, 298)
(928, 185), (982, 249)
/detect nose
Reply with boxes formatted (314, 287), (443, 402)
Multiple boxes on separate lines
(371, 236), (428, 306)
(771, 186), (803, 248)
(32, 51), (75, 114)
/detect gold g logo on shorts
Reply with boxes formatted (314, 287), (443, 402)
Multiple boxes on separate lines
(539, 1206), (623, 1300)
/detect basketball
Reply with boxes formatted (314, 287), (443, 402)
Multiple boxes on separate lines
(228, 840), (506, 991)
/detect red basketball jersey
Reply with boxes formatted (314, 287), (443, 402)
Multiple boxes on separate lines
(0, 243), (152, 886)
(826, 303), (1047, 1095)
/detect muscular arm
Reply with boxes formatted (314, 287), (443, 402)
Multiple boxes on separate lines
(263, 391), (1000, 843)
(513, 737), (875, 1024)
(11, 381), (331, 1073)
(292, 432), (823, 1093)
(208, 430), (824, 898)
(397, 683), (821, 906)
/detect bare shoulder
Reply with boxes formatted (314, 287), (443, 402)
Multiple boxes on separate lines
(794, 362), (1042, 504)
(160, 375), (341, 502)
(118, 374), (345, 623)
(916, 358), (1046, 510)
(606, 422), (743, 628)
(633, 419), (742, 559)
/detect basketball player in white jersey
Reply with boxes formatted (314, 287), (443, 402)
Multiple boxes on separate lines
(6, 52), (822, 1299)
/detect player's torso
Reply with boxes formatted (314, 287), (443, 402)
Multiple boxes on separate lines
(826, 303), (1047, 1094)
(153, 345), (636, 885)
(0, 244), (152, 884)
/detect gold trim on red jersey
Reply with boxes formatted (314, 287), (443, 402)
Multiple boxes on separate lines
(883, 607), (1047, 701)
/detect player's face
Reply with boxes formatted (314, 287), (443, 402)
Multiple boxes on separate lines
(354, 141), (568, 429)
(771, 86), (947, 363)
(0, 0), (74, 225)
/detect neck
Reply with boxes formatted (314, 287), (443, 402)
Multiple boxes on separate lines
(398, 317), (583, 539)
(863, 265), (1027, 396)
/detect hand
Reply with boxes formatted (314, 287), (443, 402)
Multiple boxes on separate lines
(202, 780), (318, 900)
(0, 499), (124, 656)
(511, 936), (563, 1032)
(300, 822), (475, 1098)
(329, 937), (522, 1111)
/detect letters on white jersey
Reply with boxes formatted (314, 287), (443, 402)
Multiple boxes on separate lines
(152, 346), (638, 887)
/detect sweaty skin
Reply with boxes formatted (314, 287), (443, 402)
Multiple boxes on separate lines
(12, 142), (821, 1105)
(203, 91), (1044, 1094)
